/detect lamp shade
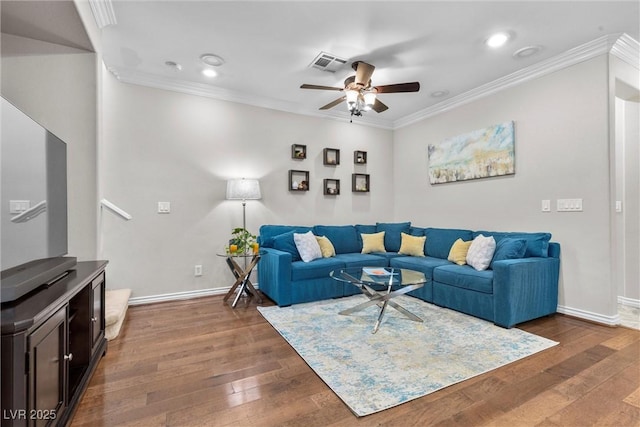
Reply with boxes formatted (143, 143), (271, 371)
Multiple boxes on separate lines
(226, 178), (261, 200)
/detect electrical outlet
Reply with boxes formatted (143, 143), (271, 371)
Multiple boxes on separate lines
(194, 265), (202, 276)
(158, 202), (171, 213)
(9, 200), (30, 214)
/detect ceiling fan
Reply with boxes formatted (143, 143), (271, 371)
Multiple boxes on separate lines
(300, 61), (420, 119)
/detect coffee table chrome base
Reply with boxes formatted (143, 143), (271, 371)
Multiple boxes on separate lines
(339, 282), (424, 333)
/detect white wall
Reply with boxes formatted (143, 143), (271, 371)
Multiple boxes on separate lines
(393, 56), (615, 321)
(1, 33), (98, 263)
(100, 72), (394, 298)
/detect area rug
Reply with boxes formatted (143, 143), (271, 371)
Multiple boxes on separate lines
(257, 295), (558, 416)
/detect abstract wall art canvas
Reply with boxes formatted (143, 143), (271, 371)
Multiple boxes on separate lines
(428, 121), (515, 184)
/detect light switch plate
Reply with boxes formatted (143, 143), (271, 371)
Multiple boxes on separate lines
(557, 198), (583, 212)
(541, 200), (551, 212)
(9, 200), (30, 214)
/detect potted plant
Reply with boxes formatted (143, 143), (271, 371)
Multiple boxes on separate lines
(228, 227), (257, 255)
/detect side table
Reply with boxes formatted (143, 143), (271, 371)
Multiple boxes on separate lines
(218, 253), (262, 308)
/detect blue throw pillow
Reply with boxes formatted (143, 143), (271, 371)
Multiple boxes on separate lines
(271, 231), (301, 261)
(259, 225), (311, 247)
(474, 231), (551, 257)
(490, 238), (527, 269)
(376, 222), (411, 252)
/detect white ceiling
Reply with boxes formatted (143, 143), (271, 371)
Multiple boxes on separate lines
(3, 1), (639, 128)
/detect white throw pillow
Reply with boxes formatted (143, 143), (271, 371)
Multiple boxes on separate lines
(293, 231), (323, 263)
(466, 234), (496, 271)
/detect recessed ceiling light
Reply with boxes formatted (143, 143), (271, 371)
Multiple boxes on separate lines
(430, 90), (450, 98)
(164, 61), (182, 71)
(202, 68), (217, 78)
(513, 45), (542, 58)
(200, 54), (225, 67)
(486, 32), (511, 48)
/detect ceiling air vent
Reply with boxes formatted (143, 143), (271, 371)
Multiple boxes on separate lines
(309, 51), (347, 73)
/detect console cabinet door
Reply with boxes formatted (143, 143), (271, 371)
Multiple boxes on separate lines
(90, 272), (105, 353)
(27, 306), (67, 427)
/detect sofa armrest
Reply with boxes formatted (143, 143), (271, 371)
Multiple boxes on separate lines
(257, 247), (293, 306)
(492, 257), (560, 328)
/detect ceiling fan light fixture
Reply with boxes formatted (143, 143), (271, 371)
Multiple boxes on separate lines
(363, 92), (377, 110)
(345, 90), (359, 111)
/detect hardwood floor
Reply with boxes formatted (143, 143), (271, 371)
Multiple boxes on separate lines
(71, 295), (640, 426)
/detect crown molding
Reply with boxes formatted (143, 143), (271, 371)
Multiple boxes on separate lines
(89, 0), (117, 29)
(609, 33), (640, 69)
(107, 33), (637, 132)
(394, 34), (616, 129)
(110, 67), (395, 129)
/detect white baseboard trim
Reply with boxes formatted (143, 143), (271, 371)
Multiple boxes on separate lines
(556, 305), (620, 326)
(618, 296), (640, 309)
(128, 287), (230, 306)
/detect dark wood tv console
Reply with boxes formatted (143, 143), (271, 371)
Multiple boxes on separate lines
(1, 261), (108, 427)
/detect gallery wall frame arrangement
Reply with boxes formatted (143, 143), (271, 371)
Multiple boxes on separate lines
(427, 121), (515, 184)
(352, 173), (370, 193)
(323, 179), (340, 195)
(323, 148), (340, 166)
(292, 144), (307, 159)
(289, 170), (309, 191)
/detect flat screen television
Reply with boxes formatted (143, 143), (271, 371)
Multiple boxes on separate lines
(1, 97), (76, 303)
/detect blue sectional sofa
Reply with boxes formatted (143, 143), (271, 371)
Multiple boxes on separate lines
(257, 222), (560, 328)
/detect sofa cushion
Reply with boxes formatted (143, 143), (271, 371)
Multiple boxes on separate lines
(474, 230), (551, 258)
(291, 257), (345, 282)
(293, 231), (322, 263)
(433, 264), (494, 294)
(315, 235), (336, 258)
(490, 238), (527, 269)
(313, 225), (360, 254)
(466, 234), (496, 271)
(424, 228), (474, 259)
(409, 226), (426, 236)
(361, 232), (386, 253)
(376, 222), (411, 252)
(389, 256), (451, 280)
(259, 225), (312, 247)
(448, 238), (473, 265)
(272, 231), (301, 261)
(333, 253), (388, 268)
(398, 232), (426, 257)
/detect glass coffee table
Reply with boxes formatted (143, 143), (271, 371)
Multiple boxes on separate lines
(330, 267), (426, 333)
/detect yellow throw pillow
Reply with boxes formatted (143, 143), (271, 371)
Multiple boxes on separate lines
(448, 238), (473, 265)
(361, 231), (386, 253)
(398, 232), (426, 257)
(315, 235), (336, 258)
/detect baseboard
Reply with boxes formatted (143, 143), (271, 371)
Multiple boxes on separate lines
(128, 283), (260, 306)
(556, 305), (620, 326)
(618, 296), (640, 309)
(128, 287), (230, 306)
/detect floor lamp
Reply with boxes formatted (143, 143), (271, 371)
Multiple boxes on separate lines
(226, 178), (261, 266)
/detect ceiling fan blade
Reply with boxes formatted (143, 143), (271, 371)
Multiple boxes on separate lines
(354, 62), (375, 86)
(319, 96), (346, 110)
(300, 84), (344, 91)
(372, 98), (389, 113)
(373, 82), (420, 93)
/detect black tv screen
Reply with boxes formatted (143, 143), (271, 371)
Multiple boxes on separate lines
(1, 97), (73, 302)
